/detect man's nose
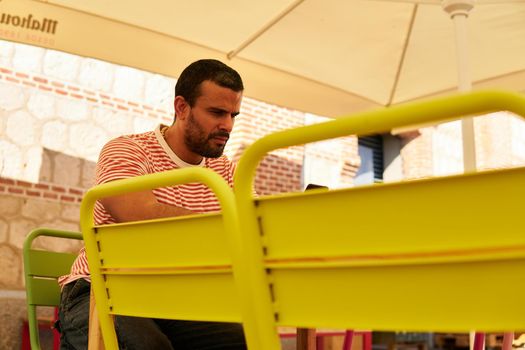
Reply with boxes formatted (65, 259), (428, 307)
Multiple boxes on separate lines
(220, 115), (235, 132)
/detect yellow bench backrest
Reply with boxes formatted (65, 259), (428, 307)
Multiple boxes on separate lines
(92, 214), (240, 321)
(252, 166), (525, 331)
(81, 167), (246, 349)
(233, 90), (525, 350)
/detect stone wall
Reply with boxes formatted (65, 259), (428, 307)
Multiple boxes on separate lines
(0, 147), (86, 349)
(0, 191), (82, 349)
(0, 194), (81, 286)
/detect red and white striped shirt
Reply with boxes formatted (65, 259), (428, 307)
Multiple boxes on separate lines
(58, 125), (236, 287)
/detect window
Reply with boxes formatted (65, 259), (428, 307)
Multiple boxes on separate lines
(354, 135), (384, 185)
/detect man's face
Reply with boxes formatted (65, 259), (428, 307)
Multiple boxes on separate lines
(183, 81), (242, 158)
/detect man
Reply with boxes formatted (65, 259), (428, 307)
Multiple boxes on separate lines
(58, 59), (247, 349)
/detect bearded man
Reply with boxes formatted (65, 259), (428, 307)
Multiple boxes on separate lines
(58, 59), (247, 350)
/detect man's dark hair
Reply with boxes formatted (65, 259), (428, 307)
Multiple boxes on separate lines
(175, 59), (244, 107)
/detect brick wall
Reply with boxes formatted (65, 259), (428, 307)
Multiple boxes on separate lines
(399, 128), (434, 179)
(0, 177), (83, 203)
(233, 99), (307, 195)
(0, 66), (173, 124)
(475, 112), (525, 170)
(407, 114), (525, 179)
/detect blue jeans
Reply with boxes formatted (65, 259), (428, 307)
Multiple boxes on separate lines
(58, 279), (247, 349)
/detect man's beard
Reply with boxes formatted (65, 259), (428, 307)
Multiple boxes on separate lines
(184, 111), (229, 158)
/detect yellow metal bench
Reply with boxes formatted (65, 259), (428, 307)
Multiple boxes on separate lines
(233, 90), (525, 350)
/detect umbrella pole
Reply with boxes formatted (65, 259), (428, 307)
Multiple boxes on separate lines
(443, 3), (478, 349)
(442, 0), (477, 173)
(435, 8), (521, 349)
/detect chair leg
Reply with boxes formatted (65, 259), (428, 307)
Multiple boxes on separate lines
(342, 330), (355, 350)
(297, 328), (317, 350)
(473, 332), (485, 350)
(362, 331), (372, 350)
(88, 287), (105, 350)
(53, 307), (60, 350)
(502, 332), (514, 350)
(316, 334), (324, 350)
(21, 320), (30, 350)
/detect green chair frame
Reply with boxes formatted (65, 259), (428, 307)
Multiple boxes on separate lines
(23, 228), (83, 350)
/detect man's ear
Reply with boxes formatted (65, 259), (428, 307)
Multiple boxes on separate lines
(174, 96), (189, 120)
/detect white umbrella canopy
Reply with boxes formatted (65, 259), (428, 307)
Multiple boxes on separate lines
(2, 0), (525, 118)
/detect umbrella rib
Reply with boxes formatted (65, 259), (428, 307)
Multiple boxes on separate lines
(227, 0), (305, 59)
(387, 4), (419, 107)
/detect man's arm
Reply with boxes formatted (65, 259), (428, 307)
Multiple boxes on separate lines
(95, 136), (198, 223)
(100, 190), (196, 223)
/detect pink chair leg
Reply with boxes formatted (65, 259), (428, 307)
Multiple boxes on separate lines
(343, 330), (355, 350)
(473, 332), (485, 350)
(502, 332), (514, 350)
(317, 335), (324, 350)
(53, 307), (60, 349)
(362, 331), (372, 350)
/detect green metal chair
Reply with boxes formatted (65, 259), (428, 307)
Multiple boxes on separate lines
(23, 228), (82, 350)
